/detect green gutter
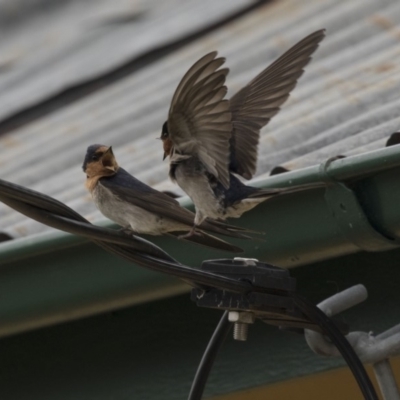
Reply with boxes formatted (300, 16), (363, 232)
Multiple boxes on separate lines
(0, 145), (399, 337)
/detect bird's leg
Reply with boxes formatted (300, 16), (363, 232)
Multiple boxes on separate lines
(178, 211), (205, 239)
(178, 225), (202, 240)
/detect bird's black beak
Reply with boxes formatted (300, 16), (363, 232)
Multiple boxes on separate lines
(105, 146), (114, 156)
(163, 152), (167, 161)
(102, 146), (118, 172)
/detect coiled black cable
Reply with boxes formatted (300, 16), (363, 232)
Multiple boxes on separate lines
(293, 294), (378, 400)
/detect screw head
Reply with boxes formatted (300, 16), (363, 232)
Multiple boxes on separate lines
(228, 311), (255, 324)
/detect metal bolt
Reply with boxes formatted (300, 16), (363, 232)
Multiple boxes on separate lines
(233, 323), (249, 341)
(228, 311), (255, 341)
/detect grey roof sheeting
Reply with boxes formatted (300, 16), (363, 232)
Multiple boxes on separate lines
(0, 0), (250, 120)
(1, 0), (400, 239)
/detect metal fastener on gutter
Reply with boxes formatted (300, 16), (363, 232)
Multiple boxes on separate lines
(319, 157), (400, 251)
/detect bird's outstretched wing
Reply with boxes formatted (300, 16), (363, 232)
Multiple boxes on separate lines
(229, 29), (326, 179)
(167, 52), (232, 188)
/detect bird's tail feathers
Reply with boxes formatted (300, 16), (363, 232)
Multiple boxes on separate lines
(202, 218), (264, 237)
(168, 231), (243, 253)
(248, 182), (324, 199)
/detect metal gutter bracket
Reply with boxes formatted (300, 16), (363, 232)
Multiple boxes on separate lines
(319, 157), (400, 251)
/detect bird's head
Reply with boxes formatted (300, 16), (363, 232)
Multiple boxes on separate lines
(83, 144), (119, 179)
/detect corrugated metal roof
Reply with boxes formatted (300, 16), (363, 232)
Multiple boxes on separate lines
(0, 0), (250, 119)
(1, 0), (400, 239)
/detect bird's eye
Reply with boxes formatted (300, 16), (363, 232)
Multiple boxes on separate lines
(92, 152), (103, 161)
(161, 131), (168, 139)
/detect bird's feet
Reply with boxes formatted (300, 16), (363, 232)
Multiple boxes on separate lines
(178, 226), (202, 240)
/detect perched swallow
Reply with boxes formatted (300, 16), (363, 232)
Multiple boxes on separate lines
(161, 30), (325, 233)
(82, 144), (256, 253)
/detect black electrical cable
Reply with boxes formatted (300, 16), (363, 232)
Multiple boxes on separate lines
(0, 194), (173, 258)
(0, 179), (252, 293)
(293, 294), (378, 400)
(188, 311), (232, 400)
(187, 294), (377, 400)
(0, 179), (174, 259)
(0, 194), (176, 263)
(0, 179), (88, 220)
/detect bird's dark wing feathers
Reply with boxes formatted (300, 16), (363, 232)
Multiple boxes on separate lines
(168, 52), (232, 188)
(229, 29), (325, 179)
(101, 169), (252, 239)
(100, 169), (199, 227)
